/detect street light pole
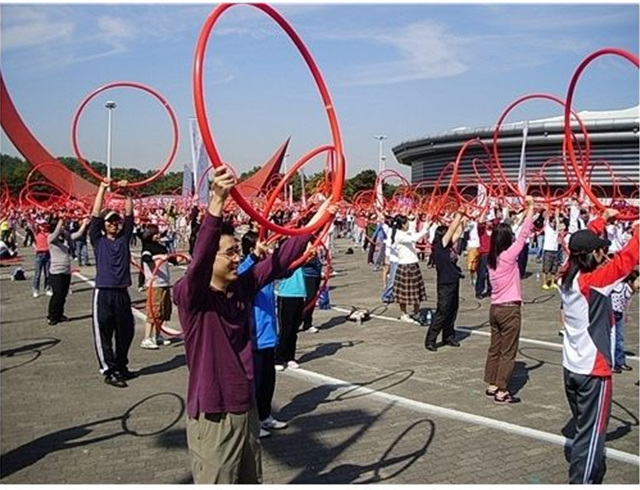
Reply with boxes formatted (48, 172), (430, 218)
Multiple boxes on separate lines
(283, 152), (290, 202)
(373, 135), (387, 173)
(105, 101), (117, 181)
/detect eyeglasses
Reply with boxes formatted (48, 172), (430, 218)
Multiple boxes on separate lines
(216, 249), (241, 260)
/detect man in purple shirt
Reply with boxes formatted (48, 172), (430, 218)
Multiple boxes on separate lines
(173, 167), (327, 484)
(89, 179), (136, 388)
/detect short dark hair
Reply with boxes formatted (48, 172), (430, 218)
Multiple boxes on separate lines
(221, 221), (235, 238)
(242, 230), (258, 257)
(625, 269), (639, 284)
(142, 224), (159, 243)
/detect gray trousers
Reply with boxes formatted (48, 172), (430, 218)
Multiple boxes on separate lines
(564, 369), (612, 484)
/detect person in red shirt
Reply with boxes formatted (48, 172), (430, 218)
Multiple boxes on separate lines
(32, 221), (51, 298)
(475, 217), (495, 299)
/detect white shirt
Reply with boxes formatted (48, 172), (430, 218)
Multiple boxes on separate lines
(392, 223), (429, 265)
(543, 222), (558, 251)
(467, 221), (480, 248)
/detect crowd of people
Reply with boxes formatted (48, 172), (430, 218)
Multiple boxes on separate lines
(1, 171), (638, 485)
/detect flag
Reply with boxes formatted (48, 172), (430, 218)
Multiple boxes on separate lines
(189, 118), (210, 206)
(182, 163), (193, 199)
(517, 122), (529, 195)
(375, 173), (384, 212)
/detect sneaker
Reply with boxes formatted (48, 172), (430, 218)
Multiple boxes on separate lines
(32, 289), (39, 298)
(45, 289), (53, 297)
(550, 283), (559, 290)
(60, 315), (70, 322)
(261, 415), (288, 430)
(47, 318), (58, 326)
(542, 284), (550, 291)
(558, 329), (565, 337)
(118, 368), (139, 380)
(104, 373), (128, 388)
(425, 343), (437, 352)
(155, 334), (171, 346)
(306, 326), (319, 334)
(400, 314), (419, 325)
(275, 364), (285, 372)
(259, 428), (271, 439)
(444, 339), (460, 347)
(287, 360), (300, 369)
(485, 387), (498, 398)
(137, 286), (146, 292)
(140, 337), (159, 350)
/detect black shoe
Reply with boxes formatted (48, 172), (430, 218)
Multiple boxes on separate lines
(426, 343), (437, 352)
(104, 373), (128, 388)
(620, 364), (633, 372)
(47, 319), (58, 326)
(59, 315), (70, 322)
(476, 294), (484, 300)
(118, 369), (139, 380)
(445, 339), (460, 347)
(494, 392), (520, 404)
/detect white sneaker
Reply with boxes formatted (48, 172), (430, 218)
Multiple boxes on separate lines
(400, 314), (419, 325)
(45, 289), (53, 297)
(275, 364), (285, 372)
(306, 326), (319, 334)
(32, 289), (39, 298)
(140, 337), (159, 350)
(259, 428), (271, 438)
(155, 334), (171, 346)
(287, 360), (300, 369)
(261, 415), (288, 430)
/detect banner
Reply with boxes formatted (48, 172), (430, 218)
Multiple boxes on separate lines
(189, 118), (210, 206)
(517, 123), (529, 196)
(182, 163), (193, 199)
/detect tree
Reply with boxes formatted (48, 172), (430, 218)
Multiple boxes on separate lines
(344, 169), (377, 200)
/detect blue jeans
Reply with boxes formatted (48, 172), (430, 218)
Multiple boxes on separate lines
(536, 234), (544, 260)
(614, 315), (626, 368)
(33, 251), (50, 291)
(475, 254), (492, 297)
(381, 262), (398, 303)
(75, 240), (89, 266)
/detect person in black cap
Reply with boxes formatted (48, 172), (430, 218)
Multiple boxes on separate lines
(89, 179), (137, 388)
(559, 208), (639, 484)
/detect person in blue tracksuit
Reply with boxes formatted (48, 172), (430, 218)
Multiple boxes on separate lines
(239, 231), (288, 437)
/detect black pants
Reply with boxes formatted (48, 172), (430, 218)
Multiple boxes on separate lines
(276, 296), (304, 364)
(91, 288), (135, 375)
(253, 347), (276, 422)
(48, 273), (71, 321)
(518, 243), (529, 278)
(564, 370), (611, 484)
(302, 276), (321, 330)
(426, 281), (459, 346)
(475, 254), (492, 297)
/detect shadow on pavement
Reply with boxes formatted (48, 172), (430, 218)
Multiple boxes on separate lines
(0, 337), (59, 373)
(509, 360), (544, 395)
(298, 341), (363, 364)
(137, 354), (186, 376)
(0, 392), (185, 479)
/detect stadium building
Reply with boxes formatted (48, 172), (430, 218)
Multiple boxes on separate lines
(392, 106), (639, 195)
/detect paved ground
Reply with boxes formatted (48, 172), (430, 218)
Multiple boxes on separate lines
(1, 238), (638, 484)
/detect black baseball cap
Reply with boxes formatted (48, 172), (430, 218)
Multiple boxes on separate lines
(569, 230), (611, 255)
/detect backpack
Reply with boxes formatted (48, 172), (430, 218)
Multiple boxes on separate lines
(411, 307), (434, 327)
(11, 267), (26, 281)
(346, 307), (371, 325)
(316, 286), (331, 310)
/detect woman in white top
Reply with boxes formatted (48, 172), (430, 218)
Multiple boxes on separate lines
(391, 215), (430, 323)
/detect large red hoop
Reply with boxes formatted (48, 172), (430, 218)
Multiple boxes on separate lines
(71, 81), (179, 188)
(564, 48), (639, 219)
(193, 3), (345, 236)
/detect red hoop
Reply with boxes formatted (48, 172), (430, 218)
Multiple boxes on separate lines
(71, 81), (179, 188)
(193, 3), (345, 236)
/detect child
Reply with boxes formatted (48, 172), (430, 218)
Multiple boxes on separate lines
(610, 269), (639, 373)
(140, 224), (175, 349)
(239, 231), (288, 438)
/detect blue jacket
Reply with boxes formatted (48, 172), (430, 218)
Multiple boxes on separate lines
(238, 255), (278, 350)
(276, 267), (307, 298)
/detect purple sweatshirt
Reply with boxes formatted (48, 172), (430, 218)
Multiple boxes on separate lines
(173, 214), (312, 417)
